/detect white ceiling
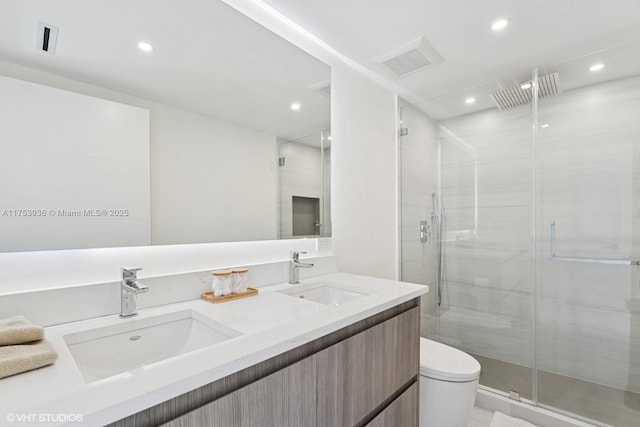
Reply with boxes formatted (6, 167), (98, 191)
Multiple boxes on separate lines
(265, 0), (640, 118)
(3, 1), (640, 125)
(0, 0), (330, 140)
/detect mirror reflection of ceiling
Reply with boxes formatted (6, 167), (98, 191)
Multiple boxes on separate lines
(0, 0), (330, 141)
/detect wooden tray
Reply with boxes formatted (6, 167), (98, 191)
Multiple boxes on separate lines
(201, 288), (258, 303)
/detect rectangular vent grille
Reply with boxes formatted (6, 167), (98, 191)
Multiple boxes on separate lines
(490, 72), (560, 110)
(37, 22), (59, 55)
(371, 37), (443, 78)
(382, 49), (432, 77)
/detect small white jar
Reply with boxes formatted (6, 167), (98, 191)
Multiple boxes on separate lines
(231, 268), (249, 293)
(211, 270), (233, 296)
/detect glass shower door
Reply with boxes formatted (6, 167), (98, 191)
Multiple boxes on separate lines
(436, 91), (535, 401)
(400, 40), (640, 425)
(399, 77), (537, 400)
(535, 42), (640, 426)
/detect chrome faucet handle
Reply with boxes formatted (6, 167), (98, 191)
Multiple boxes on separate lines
(128, 282), (149, 293)
(291, 251), (307, 261)
(119, 267), (148, 318)
(121, 267), (142, 283)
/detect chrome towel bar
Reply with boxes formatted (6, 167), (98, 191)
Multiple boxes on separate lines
(548, 221), (640, 266)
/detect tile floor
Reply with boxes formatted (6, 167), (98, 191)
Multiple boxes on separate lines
(471, 353), (640, 426)
(468, 406), (494, 427)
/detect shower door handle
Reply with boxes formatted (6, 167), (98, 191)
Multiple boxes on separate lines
(548, 221), (640, 265)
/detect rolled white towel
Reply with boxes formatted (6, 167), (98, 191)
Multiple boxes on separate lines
(0, 316), (44, 346)
(0, 339), (58, 379)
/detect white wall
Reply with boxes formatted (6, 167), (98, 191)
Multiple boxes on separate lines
(0, 75), (150, 252)
(0, 1), (403, 291)
(0, 61), (279, 249)
(151, 105), (277, 244)
(331, 64), (398, 280)
(0, 239), (324, 295)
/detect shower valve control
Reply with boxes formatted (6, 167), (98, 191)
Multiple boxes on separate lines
(420, 220), (431, 244)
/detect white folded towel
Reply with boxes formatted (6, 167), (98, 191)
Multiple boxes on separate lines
(0, 316), (44, 346)
(0, 339), (58, 379)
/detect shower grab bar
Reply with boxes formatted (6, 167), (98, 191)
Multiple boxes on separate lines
(548, 221), (640, 266)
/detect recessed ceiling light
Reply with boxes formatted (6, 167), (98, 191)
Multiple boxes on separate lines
(520, 82), (532, 90)
(589, 63), (605, 72)
(541, 123), (550, 128)
(137, 42), (153, 52)
(465, 97), (476, 105)
(327, 136), (332, 140)
(290, 103), (301, 111)
(491, 18), (509, 31)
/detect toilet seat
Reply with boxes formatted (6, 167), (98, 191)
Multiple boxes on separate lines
(419, 338), (481, 382)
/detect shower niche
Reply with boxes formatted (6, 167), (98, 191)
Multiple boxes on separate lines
(292, 196), (320, 236)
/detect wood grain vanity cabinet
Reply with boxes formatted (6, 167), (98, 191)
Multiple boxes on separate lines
(109, 299), (419, 427)
(316, 308), (419, 426)
(365, 383), (419, 427)
(163, 356), (317, 427)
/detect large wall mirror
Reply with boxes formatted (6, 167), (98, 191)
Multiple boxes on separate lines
(0, 0), (330, 253)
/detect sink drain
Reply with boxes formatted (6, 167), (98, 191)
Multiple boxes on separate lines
(129, 335), (142, 341)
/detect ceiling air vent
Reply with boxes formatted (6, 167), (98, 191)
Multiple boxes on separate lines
(309, 79), (331, 98)
(490, 72), (561, 110)
(371, 37), (443, 78)
(37, 21), (59, 55)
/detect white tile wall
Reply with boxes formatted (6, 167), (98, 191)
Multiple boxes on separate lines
(534, 76), (640, 393)
(278, 140), (324, 239)
(434, 74), (640, 393)
(399, 104), (438, 338)
(438, 100), (534, 367)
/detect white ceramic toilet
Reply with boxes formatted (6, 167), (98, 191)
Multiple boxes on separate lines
(419, 338), (481, 427)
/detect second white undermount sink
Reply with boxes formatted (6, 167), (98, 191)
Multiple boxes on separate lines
(278, 281), (372, 306)
(64, 309), (241, 383)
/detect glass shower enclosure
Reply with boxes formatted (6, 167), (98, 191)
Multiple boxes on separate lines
(399, 40), (640, 426)
(277, 129), (331, 239)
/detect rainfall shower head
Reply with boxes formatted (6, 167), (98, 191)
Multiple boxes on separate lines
(490, 72), (560, 110)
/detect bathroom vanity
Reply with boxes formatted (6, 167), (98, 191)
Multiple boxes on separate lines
(0, 273), (427, 427)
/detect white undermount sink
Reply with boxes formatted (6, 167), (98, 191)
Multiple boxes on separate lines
(277, 281), (373, 306)
(64, 309), (241, 383)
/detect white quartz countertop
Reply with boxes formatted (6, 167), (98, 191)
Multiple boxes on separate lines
(0, 273), (427, 427)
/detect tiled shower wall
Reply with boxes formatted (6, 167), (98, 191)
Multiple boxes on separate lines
(436, 75), (640, 393)
(536, 76), (640, 393)
(323, 144), (332, 237)
(399, 104), (438, 339)
(278, 140), (324, 239)
(438, 103), (533, 368)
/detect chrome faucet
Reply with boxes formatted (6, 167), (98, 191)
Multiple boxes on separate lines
(120, 267), (149, 318)
(289, 251), (314, 284)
